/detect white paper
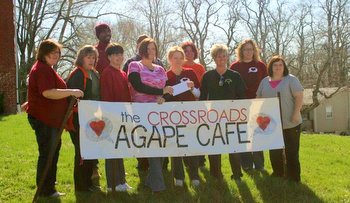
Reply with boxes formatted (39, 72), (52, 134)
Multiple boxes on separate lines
(172, 82), (190, 96)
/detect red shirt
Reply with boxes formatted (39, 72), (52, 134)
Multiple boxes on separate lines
(230, 60), (267, 99)
(166, 68), (200, 101)
(27, 60), (68, 128)
(100, 65), (131, 102)
(183, 63), (205, 83)
(95, 42), (109, 74)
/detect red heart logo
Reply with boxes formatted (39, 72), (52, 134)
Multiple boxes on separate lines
(256, 116), (270, 131)
(89, 120), (105, 136)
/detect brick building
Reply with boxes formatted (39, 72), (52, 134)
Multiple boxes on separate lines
(0, 1), (17, 114)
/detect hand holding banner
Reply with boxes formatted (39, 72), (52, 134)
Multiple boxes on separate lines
(78, 98), (284, 159)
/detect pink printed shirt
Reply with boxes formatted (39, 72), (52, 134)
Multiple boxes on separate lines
(128, 61), (167, 103)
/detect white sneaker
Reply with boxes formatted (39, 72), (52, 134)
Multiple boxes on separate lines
(175, 179), (184, 187)
(106, 187), (113, 193)
(115, 183), (132, 192)
(50, 191), (66, 198)
(191, 179), (200, 187)
(123, 183), (132, 190)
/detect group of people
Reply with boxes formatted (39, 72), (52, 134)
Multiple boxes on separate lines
(26, 23), (303, 198)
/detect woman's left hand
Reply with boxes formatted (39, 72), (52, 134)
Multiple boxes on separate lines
(187, 81), (194, 90)
(21, 101), (28, 111)
(157, 97), (165, 104)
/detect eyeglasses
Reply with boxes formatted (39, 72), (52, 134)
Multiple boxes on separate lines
(219, 76), (224, 86)
(242, 48), (254, 52)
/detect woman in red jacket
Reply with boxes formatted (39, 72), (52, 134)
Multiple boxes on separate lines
(27, 39), (83, 197)
(100, 43), (132, 192)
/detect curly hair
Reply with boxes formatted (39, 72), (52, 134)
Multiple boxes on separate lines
(235, 39), (261, 62)
(210, 44), (228, 59)
(181, 41), (198, 59)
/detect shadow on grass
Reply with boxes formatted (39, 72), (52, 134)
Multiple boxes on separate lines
(35, 194), (63, 203)
(199, 166), (241, 203)
(69, 166), (240, 202)
(236, 180), (256, 203)
(0, 114), (7, 121)
(252, 171), (324, 203)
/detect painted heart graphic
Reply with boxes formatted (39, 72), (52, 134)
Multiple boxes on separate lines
(256, 116), (271, 131)
(89, 120), (105, 136)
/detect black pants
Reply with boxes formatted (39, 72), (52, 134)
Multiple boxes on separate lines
(209, 153), (242, 179)
(240, 151), (264, 170)
(28, 115), (61, 196)
(69, 130), (94, 191)
(173, 156), (199, 180)
(270, 124), (301, 182)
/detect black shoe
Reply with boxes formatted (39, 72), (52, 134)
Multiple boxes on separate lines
(88, 185), (102, 192)
(256, 168), (268, 175)
(231, 175), (242, 183)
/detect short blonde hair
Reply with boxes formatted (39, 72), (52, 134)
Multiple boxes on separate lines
(74, 45), (99, 67)
(210, 44), (228, 59)
(167, 46), (185, 62)
(235, 39), (261, 62)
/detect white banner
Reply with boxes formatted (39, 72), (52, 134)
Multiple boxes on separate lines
(78, 98), (284, 159)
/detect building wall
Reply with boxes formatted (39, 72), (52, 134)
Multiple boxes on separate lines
(314, 91), (349, 133)
(0, 1), (17, 114)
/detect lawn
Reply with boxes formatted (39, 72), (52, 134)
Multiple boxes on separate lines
(0, 113), (349, 203)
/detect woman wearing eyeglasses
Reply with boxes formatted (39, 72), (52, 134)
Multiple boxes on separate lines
(200, 44), (246, 182)
(230, 39), (268, 173)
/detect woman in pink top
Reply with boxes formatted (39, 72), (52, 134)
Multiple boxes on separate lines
(128, 38), (173, 193)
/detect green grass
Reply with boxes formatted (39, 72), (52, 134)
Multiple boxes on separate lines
(1, 113), (349, 203)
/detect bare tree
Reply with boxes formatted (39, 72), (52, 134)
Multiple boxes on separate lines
(16, 0), (122, 102)
(178, 0), (223, 68)
(265, 0), (296, 57)
(302, 0), (350, 113)
(240, 0), (270, 62)
(213, 0), (241, 65)
(291, 2), (313, 81)
(130, 0), (183, 62)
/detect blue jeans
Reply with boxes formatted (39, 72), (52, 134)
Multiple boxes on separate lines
(28, 114), (61, 196)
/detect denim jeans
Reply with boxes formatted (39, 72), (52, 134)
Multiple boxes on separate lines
(145, 157), (166, 192)
(28, 114), (61, 196)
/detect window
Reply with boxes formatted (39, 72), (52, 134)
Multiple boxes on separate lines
(325, 106), (333, 119)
